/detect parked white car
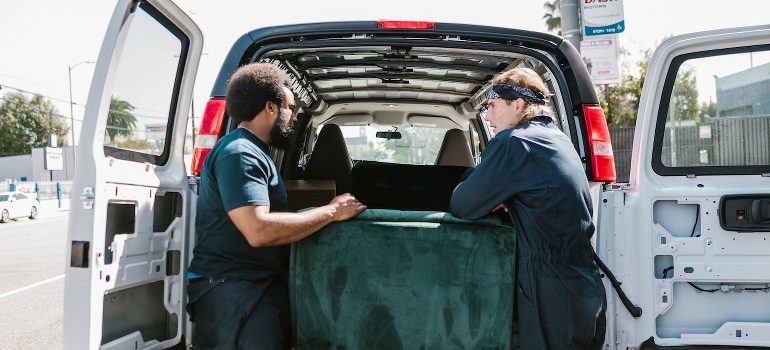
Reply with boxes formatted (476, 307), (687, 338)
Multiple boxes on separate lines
(0, 191), (40, 223)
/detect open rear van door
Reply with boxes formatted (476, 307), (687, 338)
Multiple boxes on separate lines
(63, 0), (202, 349)
(599, 25), (770, 348)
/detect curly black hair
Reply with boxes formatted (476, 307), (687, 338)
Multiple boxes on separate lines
(225, 62), (292, 123)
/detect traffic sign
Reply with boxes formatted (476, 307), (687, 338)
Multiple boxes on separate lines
(582, 0), (625, 36)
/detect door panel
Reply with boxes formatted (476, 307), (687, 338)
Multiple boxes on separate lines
(63, 1), (202, 349)
(600, 26), (770, 348)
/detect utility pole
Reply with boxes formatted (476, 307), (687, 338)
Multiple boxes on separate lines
(68, 60), (95, 169)
(561, 0), (582, 53)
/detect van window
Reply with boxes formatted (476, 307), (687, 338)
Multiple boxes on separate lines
(469, 125), (481, 164)
(103, 4), (188, 164)
(335, 125), (449, 165)
(653, 47), (770, 175)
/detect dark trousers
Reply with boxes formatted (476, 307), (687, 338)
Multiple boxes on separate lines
(517, 260), (607, 350)
(187, 277), (291, 350)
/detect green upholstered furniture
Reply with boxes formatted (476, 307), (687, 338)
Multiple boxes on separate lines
(290, 209), (517, 349)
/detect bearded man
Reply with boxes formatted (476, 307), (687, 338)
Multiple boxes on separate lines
(187, 62), (366, 350)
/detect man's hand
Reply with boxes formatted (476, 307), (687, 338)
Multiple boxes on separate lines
(328, 193), (367, 221)
(493, 203), (508, 213)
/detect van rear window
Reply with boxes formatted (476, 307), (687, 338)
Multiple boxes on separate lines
(653, 47), (770, 176)
(336, 124), (451, 165)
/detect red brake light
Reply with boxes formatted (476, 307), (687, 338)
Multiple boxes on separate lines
(191, 97), (226, 175)
(377, 20), (436, 29)
(582, 104), (617, 183)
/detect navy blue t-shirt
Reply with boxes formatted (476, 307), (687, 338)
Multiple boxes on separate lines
(189, 128), (289, 281)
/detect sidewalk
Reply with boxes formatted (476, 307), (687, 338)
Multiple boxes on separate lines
(39, 198), (70, 218)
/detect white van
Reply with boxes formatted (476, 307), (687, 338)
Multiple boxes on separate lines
(62, 0), (770, 349)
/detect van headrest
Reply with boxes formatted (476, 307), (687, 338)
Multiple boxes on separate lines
(303, 124), (353, 195)
(435, 129), (475, 167)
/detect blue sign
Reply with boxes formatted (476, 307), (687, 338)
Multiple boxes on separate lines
(585, 20), (625, 36)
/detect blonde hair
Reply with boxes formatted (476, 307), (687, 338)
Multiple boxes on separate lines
(491, 67), (555, 123)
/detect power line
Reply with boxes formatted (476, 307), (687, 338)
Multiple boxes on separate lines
(0, 96), (168, 123)
(0, 82), (191, 119)
(1, 82), (197, 148)
(0, 82), (74, 106)
(0, 96), (77, 125)
(0, 72), (43, 86)
(1, 85), (87, 125)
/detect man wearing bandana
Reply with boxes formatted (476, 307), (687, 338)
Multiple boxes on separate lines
(450, 67), (607, 349)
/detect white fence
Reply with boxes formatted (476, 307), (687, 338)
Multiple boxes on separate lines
(1, 180), (73, 201)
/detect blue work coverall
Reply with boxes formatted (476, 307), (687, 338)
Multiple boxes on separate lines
(450, 114), (607, 349)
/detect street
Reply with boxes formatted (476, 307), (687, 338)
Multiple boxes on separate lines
(0, 202), (69, 350)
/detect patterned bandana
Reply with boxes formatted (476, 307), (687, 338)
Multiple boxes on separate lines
(487, 84), (546, 105)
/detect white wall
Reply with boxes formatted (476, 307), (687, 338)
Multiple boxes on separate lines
(0, 146), (75, 182)
(0, 154), (32, 181)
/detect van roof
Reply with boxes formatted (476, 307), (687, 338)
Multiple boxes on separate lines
(209, 20), (599, 116)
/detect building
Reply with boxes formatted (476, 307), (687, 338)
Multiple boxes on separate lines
(714, 60), (770, 117)
(0, 146), (75, 182)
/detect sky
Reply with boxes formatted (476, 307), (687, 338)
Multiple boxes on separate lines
(1, 0), (769, 146)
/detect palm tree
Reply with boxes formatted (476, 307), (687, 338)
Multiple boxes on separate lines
(107, 96), (137, 143)
(543, 0), (562, 35)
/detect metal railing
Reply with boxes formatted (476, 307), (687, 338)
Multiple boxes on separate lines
(0, 180), (73, 201)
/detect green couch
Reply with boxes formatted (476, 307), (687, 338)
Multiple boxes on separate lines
(290, 209), (517, 349)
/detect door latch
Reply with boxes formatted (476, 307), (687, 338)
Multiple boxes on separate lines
(720, 195), (770, 231)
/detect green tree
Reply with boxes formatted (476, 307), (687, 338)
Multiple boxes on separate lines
(599, 47), (700, 127)
(387, 128), (445, 164)
(543, 0), (561, 35)
(116, 138), (153, 150)
(700, 99), (717, 119)
(0, 92), (69, 156)
(356, 140), (393, 162)
(106, 96), (137, 143)
(600, 48), (650, 127)
(670, 66), (700, 122)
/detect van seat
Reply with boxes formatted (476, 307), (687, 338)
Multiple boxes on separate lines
(303, 124), (352, 195)
(435, 128), (475, 167)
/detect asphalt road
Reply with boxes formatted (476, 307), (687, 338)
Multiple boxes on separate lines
(0, 203), (70, 350)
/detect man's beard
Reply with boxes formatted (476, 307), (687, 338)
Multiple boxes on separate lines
(270, 109), (295, 150)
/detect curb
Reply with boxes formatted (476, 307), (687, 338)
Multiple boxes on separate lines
(40, 199), (71, 213)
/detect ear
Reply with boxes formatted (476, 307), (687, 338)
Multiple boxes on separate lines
(265, 101), (277, 115)
(513, 98), (526, 111)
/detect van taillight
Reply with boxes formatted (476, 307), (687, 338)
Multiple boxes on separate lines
(377, 20), (436, 29)
(582, 104), (617, 183)
(190, 97), (226, 176)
